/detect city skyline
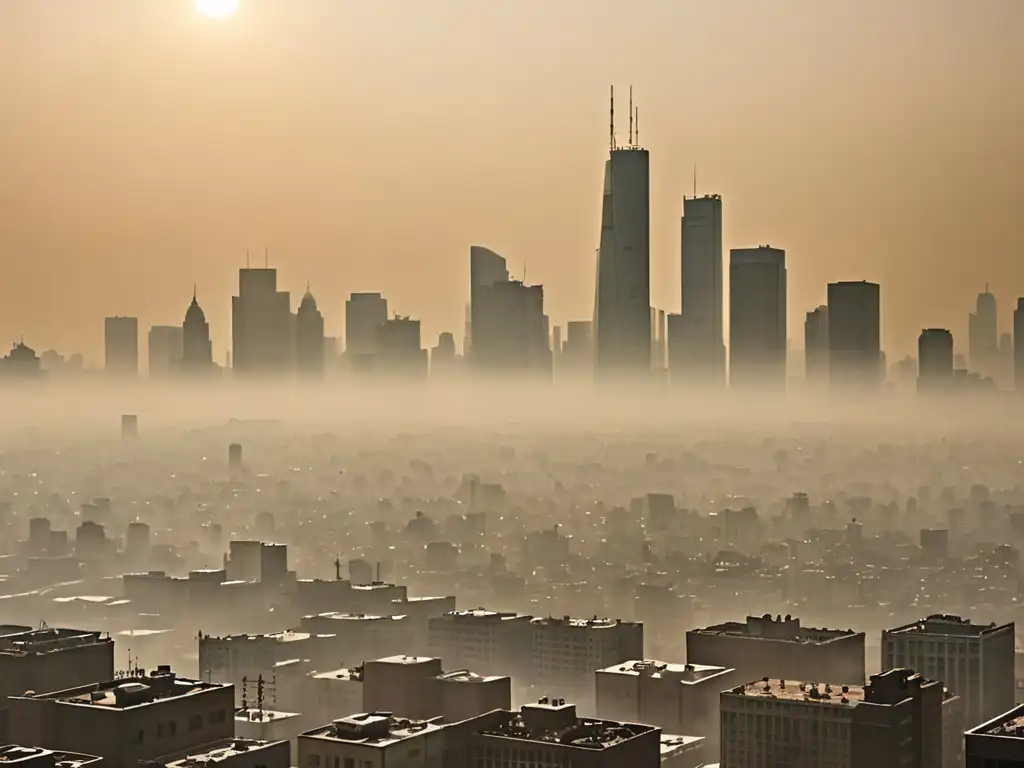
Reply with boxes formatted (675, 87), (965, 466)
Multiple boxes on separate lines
(1, 0), (1022, 362)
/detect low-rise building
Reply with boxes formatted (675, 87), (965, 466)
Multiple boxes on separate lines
(0, 626), (114, 700)
(298, 712), (447, 768)
(149, 738), (290, 768)
(0, 746), (102, 768)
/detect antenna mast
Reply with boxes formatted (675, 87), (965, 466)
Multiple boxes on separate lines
(693, 164), (697, 198)
(635, 106), (640, 146)
(609, 85), (615, 151)
(629, 85), (633, 146)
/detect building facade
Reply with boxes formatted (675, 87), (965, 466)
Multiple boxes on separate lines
(918, 328), (954, 392)
(729, 247), (787, 390)
(104, 316), (139, 376)
(827, 280), (881, 391)
(676, 194), (724, 386)
(804, 305), (829, 386)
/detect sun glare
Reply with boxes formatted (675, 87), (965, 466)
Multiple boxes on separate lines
(196, 0), (238, 19)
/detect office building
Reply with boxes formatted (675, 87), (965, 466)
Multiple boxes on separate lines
(562, 320), (594, 371)
(827, 280), (882, 390)
(104, 316), (139, 376)
(596, 660), (737, 757)
(306, 667), (364, 729)
(918, 328), (954, 392)
(428, 609), (533, 679)
(7, 668), (234, 768)
(147, 325), (182, 378)
(969, 286), (998, 377)
(431, 332), (457, 375)
(295, 288), (325, 378)
(966, 703), (1024, 766)
(376, 316), (427, 377)
(804, 305), (829, 386)
(0, 625), (114, 701)
(530, 616), (642, 709)
(720, 669), (961, 768)
(675, 194), (724, 385)
(882, 614), (1014, 727)
(468, 245), (510, 363)
(298, 613), (413, 663)
(298, 713), (447, 768)
(1015, 298), (1024, 391)
(231, 267), (293, 375)
(687, 613), (865, 687)
(345, 292), (388, 363)
(0, 746), (101, 768)
(728, 247), (787, 390)
(594, 91), (651, 377)
(180, 291), (214, 371)
(1, 341), (44, 380)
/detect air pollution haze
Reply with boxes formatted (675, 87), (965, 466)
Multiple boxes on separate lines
(1, 2), (1024, 767)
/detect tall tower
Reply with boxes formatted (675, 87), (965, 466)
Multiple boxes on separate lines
(345, 292), (388, 362)
(804, 306), (829, 387)
(918, 328), (954, 393)
(469, 246), (510, 368)
(729, 247), (787, 390)
(594, 86), (651, 377)
(181, 290), (213, 371)
(105, 316), (139, 377)
(676, 194), (724, 385)
(1015, 298), (1024, 392)
(827, 281), (881, 391)
(295, 287), (325, 378)
(231, 267), (293, 375)
(148, 325), (183, 378)
(969, 286), (998, 377)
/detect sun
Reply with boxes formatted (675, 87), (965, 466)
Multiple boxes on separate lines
(196, 0), (238, 19)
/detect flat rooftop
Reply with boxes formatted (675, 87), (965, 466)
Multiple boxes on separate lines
(436, 669), (507, 684)
(660, 735), (705, 756)
(163, 739), (287, 768)
(304, 612), (406, 623)
(480, 704), (656, 750)
(0, 627), (109, 656)
(727, 679), (866, 707)
(202, 630), (315, 643)
(302, 713), (443, 747)
(311, 667), (363, 683)
(235, 708), (301, 724)
(21, 670), (227, 709)
(437, 608), (528, 622)
(692, 614), (860, 644)
(886, 614), (1012, 638)
(531, 616), (633, 629)
(599, 660), (734, 684)
(0, 746), (101, 768)
(968, 704), (1024, 738)
(372, 655), (437, 665)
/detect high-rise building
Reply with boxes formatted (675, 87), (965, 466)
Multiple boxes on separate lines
(104, 316), (139, 376)
(181, 291), (214, 371)
(882, 614), (1014, 728)
(594, 92), (650, 377)
(231, 268), (293, 375)
(918, 328), (954, 392)
(720, 668), (961, 768)
(147, 325), (182, 378)
(1015, 298), (1024, 392)
(345, 292), (388, 362)
(804, 305), (829, 386)
(729, 247), (787, 390)
(376, 316), (427, 377)
(675, 194), (724, 385)
(969, 286), (998, 377)
(561, 320), (594, 372)
(431, 332), (457, 376)
(2, 341), (44, 380)
(295, 288), (325, 378)
(966, 703), (1024, 766)
(827, 280), (881, 390)
(469, 245), (510, 362)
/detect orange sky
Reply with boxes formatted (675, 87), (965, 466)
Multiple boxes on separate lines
(1, 0), (1022, 364)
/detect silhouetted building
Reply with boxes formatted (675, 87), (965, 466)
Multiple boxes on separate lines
(918, 328), (954, 392)
(594, 97), (651, 377)
(468, 245), (510, 363)
(181, 291), (214, 372)
(104, 316), (138, 376)
(2, 342), (44, 380)
(804, 305), (829, 386)
(377, 317), (427, 377)
(0, 746), (102, 768)
(1016, 298), (1024, 392)
(969, 286), (998, 378)
(148, 325), (182, 378)
(882, 614), (1014, 728)
(562, 320), (594, 372)
(827, 280), (881, 391)
(121, 414), (138, 440)
(431, 332), (457, 375)
(967, 703), (1024, 766)
(0, 626), (114, 702)
(675, 194), (724, 385)
(232, 267), (293, 375)
(729, 247), (787, 390)
(345, 292), (388, 365)
(295, 288), (325, 378)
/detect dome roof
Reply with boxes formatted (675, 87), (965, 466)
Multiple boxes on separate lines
(185, 292), (207, 325)
(299, 289), (318, 312)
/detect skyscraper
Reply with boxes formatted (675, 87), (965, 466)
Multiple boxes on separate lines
(377, 316), (427, 378)
(345, 292), (388, 362)
(827, 281), (882, 391)
(594, 88), (650, 376)
(918, 328), (954, 393)
(104, 316), (139, 377)
(804, 305), (829, 386)
(676, 194), (724, 385)
(969, 286), (998, 377)
(469, 245), (510, 363)
(1016, 299), (1024, 392)
(295, 287), (325, 378)
(729, 247), (787, 390)
(147, 325), (182, 379)
(231, 267), (293, 375)
(181, 291), (214, 371)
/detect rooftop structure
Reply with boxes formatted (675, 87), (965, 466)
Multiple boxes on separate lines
(966, 703), (1024, 765)
(157, 738), (291, 768)
(0, 626), (114, 700)
(0, 746), (102, 768)
(301, 712), (444, 747)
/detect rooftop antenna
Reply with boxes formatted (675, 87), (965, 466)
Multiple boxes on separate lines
(523, 261), (527, 285)
(629, 85), (633, 146)
(256, 674), (265, 718)
(635, 105), (640, 146)
(241, 676), (249, 710)
(609, 85), (615, 151)
(693, 164), (697, 198)
(246, 249), (250, 268)
(264, 248), (268, 268)
(334, 556), (341, 581)
(375, 561), (381, 583)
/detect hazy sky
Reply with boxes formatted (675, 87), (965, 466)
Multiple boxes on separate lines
(1, 0), (1022, 364)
